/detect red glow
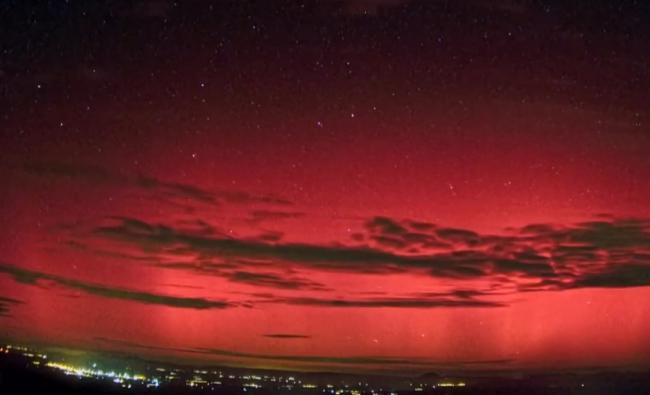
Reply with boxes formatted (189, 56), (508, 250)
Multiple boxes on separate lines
(2, 1), (650, 376)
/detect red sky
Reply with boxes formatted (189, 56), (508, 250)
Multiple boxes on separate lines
(1, 0), (650, 375)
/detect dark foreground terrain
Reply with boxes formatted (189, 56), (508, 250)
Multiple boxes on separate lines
(2, 352), (650, 395)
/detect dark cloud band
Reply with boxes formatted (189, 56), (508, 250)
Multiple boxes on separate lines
(0, 263), (230, 310)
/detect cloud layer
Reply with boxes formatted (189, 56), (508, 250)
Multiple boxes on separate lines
(6, 161), (650, 313)
(89, 215), (650, 292)
(20, 213), (647, 312)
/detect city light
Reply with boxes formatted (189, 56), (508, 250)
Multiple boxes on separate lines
(3, 343), (472, 393)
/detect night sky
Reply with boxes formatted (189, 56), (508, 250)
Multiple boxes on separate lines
(1, 0), (650, 376)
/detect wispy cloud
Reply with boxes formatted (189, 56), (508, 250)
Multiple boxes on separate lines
(0, 263), (231, 310)
(19, 160), (291, 207)
(257, 296), (505, 308)
(94, 336), (515, 370)
(227, 271), (327, 290)
(0, 296), (23, 317)
(262, 333), (311, 339)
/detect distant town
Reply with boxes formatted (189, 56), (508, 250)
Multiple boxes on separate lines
(0, 344), (467, 394)
(3, 343), (650, 395)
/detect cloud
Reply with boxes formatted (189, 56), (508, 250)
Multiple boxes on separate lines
(260, 296), (505, 308)
(136, 176), (217, 204)
(563, 219), (650, 249)
(95, 217), (424, 272)
(88, 215), (650, 296)
(227, 271), (327, 291)
(0, 263), (231, 310)
(239, 287), (506, 309)
(366, 216), (409, 235)
(364, 217), (452, 251)
(570, 264), (650, 289)
(95, 336), (514, 370)
(435, 228), (481, 246)
(93, 216), (556, 280)
(154, 258), (327, 291)
(262, 333), (311, 339)
(19, 160), (291, 207)
(43, 212), (650, 310)
(0, 296), (23, 317)
(256, 231), (285, 243)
